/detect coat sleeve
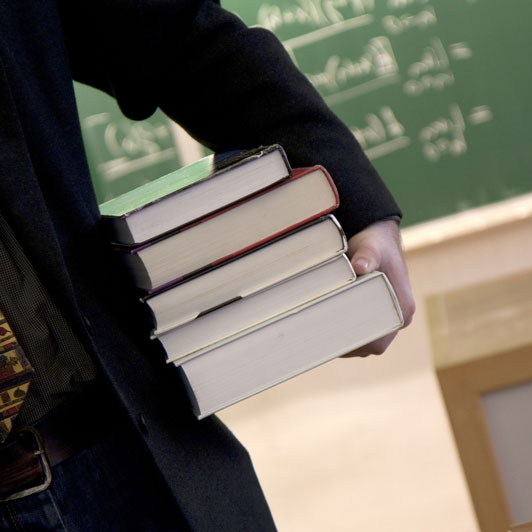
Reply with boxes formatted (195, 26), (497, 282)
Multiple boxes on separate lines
(58, 0), (401, 238)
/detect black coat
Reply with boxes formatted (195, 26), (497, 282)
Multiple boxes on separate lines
(0, 1), (400, 530)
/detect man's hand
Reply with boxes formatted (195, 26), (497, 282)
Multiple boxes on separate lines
(343, 219), (415, 357)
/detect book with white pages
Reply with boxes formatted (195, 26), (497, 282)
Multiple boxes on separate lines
(158, 254), (356, 364)
(178, 271), (404, 419)
(118, 165), (339, 290)
(145, 215), (347, 334)
(99, 145), (291, 245)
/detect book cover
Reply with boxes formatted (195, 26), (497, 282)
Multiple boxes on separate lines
(99, 144), (291, 244)
(120, 165), (340, 290)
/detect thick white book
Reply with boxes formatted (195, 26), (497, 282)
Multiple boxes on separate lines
(178, 272), (404, 419)
(144, 215), (347, 333)
(158, 254), (356, 363)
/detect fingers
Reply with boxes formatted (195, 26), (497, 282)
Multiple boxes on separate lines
(342, 219), (416, 358)
(351, 242), (381, 276)
(389, 261), (416, 328)
(341, 330), (398, 358)
(348, 219), (396, 273)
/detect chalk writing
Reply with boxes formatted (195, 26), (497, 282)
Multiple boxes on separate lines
(468, 105), (493, 125)
(257, 0), (375, 32)
(408, 38), (449, 78)
(282, 14), (373, 51)
(420, 104), (467, 162)
(215, 0), (532, 227)
(82, 113), (178, 181)
(387, 0), (429, 9)
(306, 36), (398, 94)
(387, 0), (428, 9)
(448, 41), (473, 61)
(258, 2), (333, 31)
(324, 74), (400, 105)
(404, 38), (454, 95)
(382, 5), (437, 35)
(351, 106), (410, 160)
(404, 71), (455, 96)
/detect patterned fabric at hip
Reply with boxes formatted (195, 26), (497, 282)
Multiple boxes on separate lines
(0, 309), (34, 443)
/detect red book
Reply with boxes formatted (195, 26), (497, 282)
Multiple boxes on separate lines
(118, 166), (339, 292)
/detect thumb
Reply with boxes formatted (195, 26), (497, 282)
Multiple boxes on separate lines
(350, 244), (380, 275)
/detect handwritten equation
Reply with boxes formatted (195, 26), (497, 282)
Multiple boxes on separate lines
(218, 0), (532, 224)
(352, 103), (492, 163)
(256, 0), (477, 35)
(252, 0), (493, 164)
(301, 34), (472, 103)
(82, 112), (179, 183)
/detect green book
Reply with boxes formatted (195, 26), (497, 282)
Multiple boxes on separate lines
(99, 144), (290, 245)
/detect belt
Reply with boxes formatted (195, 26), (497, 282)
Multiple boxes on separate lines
(0, 379), (120, 501)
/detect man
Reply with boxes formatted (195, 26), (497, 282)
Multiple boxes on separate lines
(0, 0), (414, 530)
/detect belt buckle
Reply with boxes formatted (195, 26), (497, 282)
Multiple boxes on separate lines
(0, 427), (52, 501)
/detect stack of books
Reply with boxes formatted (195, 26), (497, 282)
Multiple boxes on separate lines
(100, 145), (403, 419)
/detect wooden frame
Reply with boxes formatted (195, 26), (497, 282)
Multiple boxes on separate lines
(510, 523), (532, 532)
(437, 345), (532, 532)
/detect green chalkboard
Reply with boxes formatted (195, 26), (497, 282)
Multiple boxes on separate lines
(223, 0), (532, 226)
(74, 83), (186, 204)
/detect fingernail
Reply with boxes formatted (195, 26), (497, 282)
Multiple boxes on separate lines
(354, 258), (370, 271)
